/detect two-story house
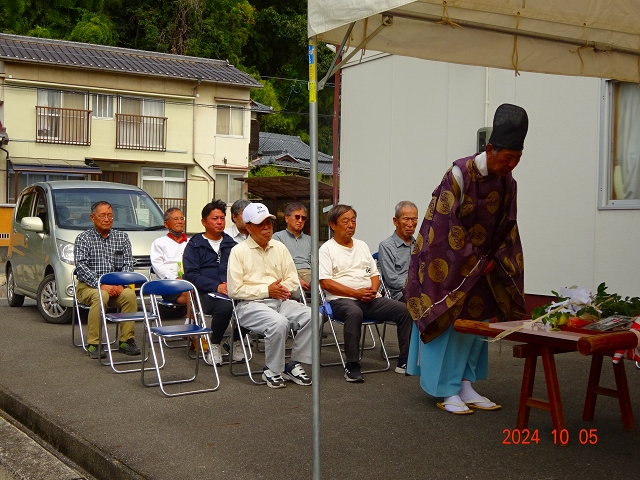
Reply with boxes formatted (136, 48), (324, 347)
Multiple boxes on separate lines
(0, 33), (261, 233)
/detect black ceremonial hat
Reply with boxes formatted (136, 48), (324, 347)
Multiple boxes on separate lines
(488, 104), (528, 151)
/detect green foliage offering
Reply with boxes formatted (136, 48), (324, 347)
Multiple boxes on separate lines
(591, 282), (640, 317)
(531, 282), (640, 330)
(248, 165), (288, 178)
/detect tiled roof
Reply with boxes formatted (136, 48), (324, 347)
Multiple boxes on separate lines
(250, 100), (274, 114)
(0, 33), (262, 88)
(252, 154), (335, 176)
(258, 132), (333, 163)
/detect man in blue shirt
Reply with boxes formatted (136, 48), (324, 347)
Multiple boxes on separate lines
(377, 201), (418, 301)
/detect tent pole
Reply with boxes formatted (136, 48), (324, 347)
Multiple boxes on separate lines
(308, 35), (321, 480)
(319, 16), (392, 89)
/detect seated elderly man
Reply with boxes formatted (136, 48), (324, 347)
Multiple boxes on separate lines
(150, 208), (190, 309)
(377, 201), (418, 301)
(272, 202), (311, 291)
(224, 199), (251, 243)
(319, 204), (413, 382)
(74, 201), (140, 359)
(227, 202), (313, 389)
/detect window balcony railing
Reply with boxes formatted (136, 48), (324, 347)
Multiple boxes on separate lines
(154, 197), (186, 213)
(36, 106), (92, 145)
(116, 114), (167, 151)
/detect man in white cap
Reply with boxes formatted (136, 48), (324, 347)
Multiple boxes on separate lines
(227, 203), (313, 388)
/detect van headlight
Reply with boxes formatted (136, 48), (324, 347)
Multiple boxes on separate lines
(56, 239), (75, 265)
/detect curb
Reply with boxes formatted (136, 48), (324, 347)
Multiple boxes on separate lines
(0, 387), (145, 480)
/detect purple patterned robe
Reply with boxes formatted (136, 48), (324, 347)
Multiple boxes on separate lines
(404, 155), (526, 343)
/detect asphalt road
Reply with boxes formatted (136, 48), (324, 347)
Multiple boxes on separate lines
(0, 298), (638, 479)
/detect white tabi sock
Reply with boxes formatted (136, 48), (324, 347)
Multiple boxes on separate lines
(458, 380), (497, 408)
(442, 394), (470, 413)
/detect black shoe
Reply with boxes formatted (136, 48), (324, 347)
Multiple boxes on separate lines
(87, 344), (107, 359)
(344, 362), (364, 383)
(119, 339), (141, 356)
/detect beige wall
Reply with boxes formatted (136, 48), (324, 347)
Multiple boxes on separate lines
(1, 59), (253, 224)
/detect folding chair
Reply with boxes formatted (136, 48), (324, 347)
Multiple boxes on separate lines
(372, 252), (399, 360)
(96, 271), (156, 374)
(228, 299), (263, 385)
(147, 266), (191, 350)
(71, 269), (117, 351)
(71, 269), (90, 350)
(319, 288), (390, 374)
(140, 279), (220, 396)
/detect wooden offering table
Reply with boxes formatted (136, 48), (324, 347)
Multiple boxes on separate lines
(453, 320), (638, 433)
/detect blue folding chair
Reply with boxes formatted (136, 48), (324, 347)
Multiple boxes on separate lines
(140, 279), (220, 396)
(319, 288), (390, 374)
(97, 271), (156, 374)
(71, 269), (90, 350)
(71, 269), (119, 351)
(372, 252), (399, 360)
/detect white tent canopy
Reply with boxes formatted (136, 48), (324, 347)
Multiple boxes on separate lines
(309, 0), (640, 83)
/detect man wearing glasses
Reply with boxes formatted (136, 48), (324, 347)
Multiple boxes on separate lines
(272, 203), (312, 291)
(74, 201), (140, 359)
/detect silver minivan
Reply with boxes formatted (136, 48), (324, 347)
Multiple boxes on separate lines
(6, 181), (167, 323)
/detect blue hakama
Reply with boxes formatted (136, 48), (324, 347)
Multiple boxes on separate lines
(406, 321), (488, 398)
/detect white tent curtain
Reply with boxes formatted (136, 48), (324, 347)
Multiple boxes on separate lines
(309, 0), (640, 83)
(616, 82), (640, 199)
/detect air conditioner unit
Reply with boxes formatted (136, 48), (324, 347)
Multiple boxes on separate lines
(477, 127), (492, 153)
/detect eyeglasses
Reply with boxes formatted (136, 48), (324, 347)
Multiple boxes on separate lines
(95, 214), (114, 220)
(169, 216), (185, 221)
(293, 215), (308, 221)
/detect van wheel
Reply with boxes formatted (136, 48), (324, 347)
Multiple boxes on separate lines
(37, 274), (72, 324)
(6, 266), (25, 307)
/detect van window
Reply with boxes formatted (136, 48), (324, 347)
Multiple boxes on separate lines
(35, 192), (49, 233)
(16, 192), (36, 223)
(52, 188), (165, 231)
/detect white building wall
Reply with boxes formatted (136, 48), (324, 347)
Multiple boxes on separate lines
(341, 55), (640, 297)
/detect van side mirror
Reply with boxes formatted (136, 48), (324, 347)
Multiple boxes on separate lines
(21, 216), (44, 233)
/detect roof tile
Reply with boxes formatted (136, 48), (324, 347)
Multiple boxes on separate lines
(0, 33), (261, 89)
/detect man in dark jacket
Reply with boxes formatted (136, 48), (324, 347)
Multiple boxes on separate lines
(183, 199), (239, 366)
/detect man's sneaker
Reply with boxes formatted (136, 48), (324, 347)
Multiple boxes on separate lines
(344, 362), (364, 383)
(395, 363), (407, 374)
(87, 344), (107, 359)
(118, 339), (141, 356)
(283, 362), (312, 386)
(262, 367), (286, 389)
(210, 343), (223, 366)
(222, 340), (245, 362)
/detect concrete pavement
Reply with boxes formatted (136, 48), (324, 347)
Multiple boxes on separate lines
(0, 298), (639, 479)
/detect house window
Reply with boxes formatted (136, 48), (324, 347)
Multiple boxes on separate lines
(116, 96), (166, 151)
(216, 105), (244, 136)
(8, 173), (86, 203)
(141, 168), (186, 213)
(92, 94), (114, 119)
(215, 173), (243, 204)
(601, 81), (640, 208)
(36, 89), (90, 145)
